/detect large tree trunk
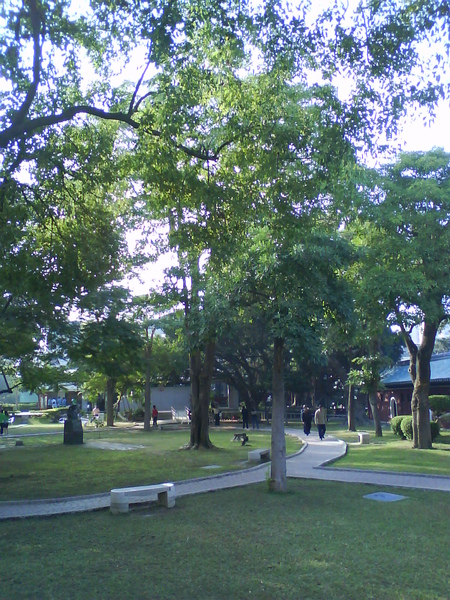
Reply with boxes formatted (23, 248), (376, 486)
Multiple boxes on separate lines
(106, 376), (116, 427)
(188, 340), (216, 449)
(368, 385), (382, 437)
(347, 383), (356, 431)
(410, 321), (437, 449)
(269, 337), (287, 493)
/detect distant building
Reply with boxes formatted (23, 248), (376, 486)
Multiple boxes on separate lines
(376, 352), (450, 421)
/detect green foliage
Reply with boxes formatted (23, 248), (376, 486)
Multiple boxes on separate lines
(430, 420), (440, 441)
(390, 415), (406, 438)
(400, 416), (413, 441)
(132, 407), (145, 422)
(429, 395), (450, 417)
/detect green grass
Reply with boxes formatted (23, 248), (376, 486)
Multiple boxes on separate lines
(286, 422), (450, 476)
(327, 426), (450, 476)
(0, 425), (301, 501)
(1, 480), (448, 600)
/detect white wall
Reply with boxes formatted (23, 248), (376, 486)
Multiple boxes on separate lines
(151, 385), (191, 412)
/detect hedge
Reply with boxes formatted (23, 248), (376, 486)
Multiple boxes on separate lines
(428, 395), (450, 417)
(400, 416), (413, 440)
(390, 415), (406, 438)
(399, 416), (440, 442)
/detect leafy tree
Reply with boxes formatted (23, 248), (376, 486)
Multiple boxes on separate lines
(0, 119), (132, 385)
(214, 310), (273, 411)
(69, 288), (144, 426)
(314, 0), (450, 147)
(355, 149), (450, 448)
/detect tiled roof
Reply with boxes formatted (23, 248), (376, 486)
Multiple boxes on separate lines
(381, 352), (450, 385)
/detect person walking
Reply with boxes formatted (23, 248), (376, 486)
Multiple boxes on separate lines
(152, 405), (158, 427)
(314, 404), (327, 440)
(0, 409), (7, 435)
(302, 406), (312, 436)
(241, 405), (249, 429)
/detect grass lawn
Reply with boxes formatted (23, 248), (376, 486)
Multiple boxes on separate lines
(0, 425), (301, 501)
(1, 479), (448, 600)
(324, 425), (450, 476)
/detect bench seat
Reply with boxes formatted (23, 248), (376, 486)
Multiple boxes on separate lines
(248, 448), (271, 463)
(110, 483), (175, 514)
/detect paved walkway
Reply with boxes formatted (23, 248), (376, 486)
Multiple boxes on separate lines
(1, 428), (448, 520)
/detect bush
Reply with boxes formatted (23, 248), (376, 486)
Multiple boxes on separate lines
(430, 420), (441, 441)
(390, 415), (406, 438)
(400, 416), (413, 441)
(428, 395), (450, 417)
(439, 412), (450, 430)
(132, 407), (145, 422)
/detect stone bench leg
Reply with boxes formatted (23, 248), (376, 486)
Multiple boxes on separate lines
(158, 487), (175, 508)
(110, 491), (129, 514)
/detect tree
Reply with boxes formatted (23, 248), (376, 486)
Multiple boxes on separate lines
(69, 288), (144, 426)
(314, 0), (450, 147)
(356, 149), (450, 448)
(214, 310), (273, 411)
(0, 119), (132, 384)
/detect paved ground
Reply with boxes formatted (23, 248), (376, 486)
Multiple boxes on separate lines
(0, 428), (448, 520)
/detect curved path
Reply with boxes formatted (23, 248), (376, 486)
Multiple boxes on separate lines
(1, 428), (448, 520)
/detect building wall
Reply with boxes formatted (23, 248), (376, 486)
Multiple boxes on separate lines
(376, 383), (450, 421)
(151, 385), (191, 412)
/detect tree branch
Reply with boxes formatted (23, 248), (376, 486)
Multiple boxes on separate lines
(0, 106), (141, 149)
(11, 0), (43, 127)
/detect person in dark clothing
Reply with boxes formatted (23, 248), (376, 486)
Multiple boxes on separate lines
(241, 405), (249, 429)
(302, 406), (312, 436)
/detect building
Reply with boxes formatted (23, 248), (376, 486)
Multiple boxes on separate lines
(377, 352), (450, 421)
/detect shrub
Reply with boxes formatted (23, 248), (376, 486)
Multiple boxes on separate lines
(439, 412), (450, 430)
(428, 395), (450, 417)
(132, 407), (145, 422)
(430, 420), (440, 441)
(390, 415), (406, 438)
(400, 416), (413, 441)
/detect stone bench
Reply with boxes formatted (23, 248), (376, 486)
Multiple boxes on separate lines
(248, 448), (271, 463)
(110, 483), (175, 514)
(358, 432), (370, 444)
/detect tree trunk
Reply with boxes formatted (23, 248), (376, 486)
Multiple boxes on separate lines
(347, 383), (356, 431)
(144, 359), (151, 431)
(143, 329), (155, 432)
(368, 387), (382, 437)
(188, 340), (216, 449)
(106, 377), (116, 427)
(410, 321), (437, 449)
(269, 337), (287, 493)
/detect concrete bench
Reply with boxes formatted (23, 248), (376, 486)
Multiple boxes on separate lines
(358, 432), (370, 444)
(110, 483), (175, 514)
(248, 448), (271, 463)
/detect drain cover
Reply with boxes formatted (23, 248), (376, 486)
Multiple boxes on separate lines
(364, 492), (407, 502)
